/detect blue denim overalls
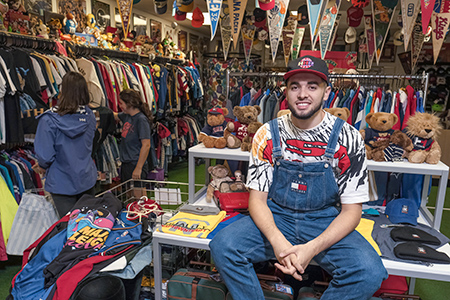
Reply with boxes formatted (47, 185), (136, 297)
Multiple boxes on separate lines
(210, 116), (388, 300)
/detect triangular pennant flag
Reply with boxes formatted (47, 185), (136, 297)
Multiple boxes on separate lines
(307, 0), (329, 49)
(229, 0), (248, 49)
(364, 15), (376, 69)
(117, 0), (133, 39)
(327, 13), (341, 51)
(292, 27), (306, 60)
(372, 0), (398, 65)
(208, 0), (223, 41)
(319, 0), (341, 59)
(268, 0), (290, 62)
(422, 0), (437, 33)
(411, 14), (426, 70)
(220, 3), (232, 60)
(242, 24), (256, 65)
(431, 12), (450, 63)
(401, 0), (421, 51)
(282, 14), (297, 66)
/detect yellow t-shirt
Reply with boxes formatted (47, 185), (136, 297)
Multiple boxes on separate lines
(159, 211), (226, 238)
(355, 218), (382, 256)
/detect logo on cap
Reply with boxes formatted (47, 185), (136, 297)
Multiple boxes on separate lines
(298, 57), (314, 69)
(401, 205), (409, 214)
(418, 246), (426, 254)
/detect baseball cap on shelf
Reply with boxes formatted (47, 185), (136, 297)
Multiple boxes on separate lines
(258, 0), (275, 11)
(345, 27), (357, 44)
(254, 8), (267, 28)
(351, 0), (370, 8)
(347, 5), (363, 27)
(174, 8), (186, 21)
(393, 30), (403, 46)
(297, 5), (308, 25)
(154, 1), (167, 15)
(179, 0), (193, 13)
(208, 107), (225, 115)
(191, 7), (204, 27)
(284, 55), (329, 83)
(385, 198), (419, 226)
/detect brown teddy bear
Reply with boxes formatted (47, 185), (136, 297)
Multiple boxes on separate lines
(359, 112), (413, 161)
(224, 105), (263, 151)
(198, 107), (229, 149)
(404, 113), (442, 164)
(324, 107), (350, 121)
(206, 164), (232, 202)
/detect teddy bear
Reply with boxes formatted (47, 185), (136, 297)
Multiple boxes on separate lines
(324, 107), (350, 121)
(403, 112), (442, 164)
(224, 105), (263, 151)
(206, 164), (232, 202)
(359, 112), (413, 161)
(198, 107), (229, 149)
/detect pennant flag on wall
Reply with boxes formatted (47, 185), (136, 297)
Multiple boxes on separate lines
(117, 0), (133, 39)
(319, 0), (341, 59)
(328, 13), (341, 51)
(220, 3), (232, 60)
(268, 0), (290, 62)
(431, 0), (450, 63)
(208, 0), (223, 40)
(364, 15), (376, 69)
(242, 23), (256, 64)
(228, 0), (248, 49)
(282, 14), (297, 66)
(401, 0), (421, 51)
(372, 0), (398, 65)
(412, 14), (426, 69)
(292, 27), (306, 60)
(307, 0), (323, 48)
(422, 0), (437, 33)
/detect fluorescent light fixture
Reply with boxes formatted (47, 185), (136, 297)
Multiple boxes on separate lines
(291, 11), (298, 15)
(186, 12), (211, 26)
(115, 14), (121, 23)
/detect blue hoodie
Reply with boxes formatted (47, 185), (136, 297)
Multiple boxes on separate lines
(35, 106), (97, 195)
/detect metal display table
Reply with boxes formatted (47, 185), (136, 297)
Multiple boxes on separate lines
(154, 144), (450, 299)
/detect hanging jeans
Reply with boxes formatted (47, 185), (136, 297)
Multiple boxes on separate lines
(210, 118), (387, 300)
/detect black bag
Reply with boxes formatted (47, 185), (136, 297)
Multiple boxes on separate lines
(394, 242), (450, 264)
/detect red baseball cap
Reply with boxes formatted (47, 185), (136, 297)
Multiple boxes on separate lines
(258, 0), (275, 11)
(191, 7), (204, 28)
(208, 107), (224, 115)
(347, 6), (363, 27)
(175, 8), (186, 21)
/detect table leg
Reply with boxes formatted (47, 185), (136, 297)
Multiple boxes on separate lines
(153, 237), (163, 300)
(188, 152), (195, 202)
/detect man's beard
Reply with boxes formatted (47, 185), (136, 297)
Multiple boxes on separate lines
(287, 99), (323, 120)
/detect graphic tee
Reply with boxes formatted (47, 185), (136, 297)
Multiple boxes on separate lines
(247, 112), (369, 205)
(118, 112), (151, 163)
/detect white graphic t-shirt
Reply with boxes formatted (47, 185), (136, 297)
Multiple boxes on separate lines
(247, 112), (369, 205)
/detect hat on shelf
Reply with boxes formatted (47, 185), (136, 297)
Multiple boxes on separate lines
(347, 5), (363, 27)
(284, 55), (329, 83)
(258, 0), (275, 11)
(254, 8), (267, 28)
(175, 8), (187, 21)
(178, 0), (194, 12)
(385, 198), (419, 226)
(345, 27), (357, 44)
(191, 7), (204, 27)
(393, 30), (404, 46)
(154, 1), (167, 15)
(297, 5), (309, 25)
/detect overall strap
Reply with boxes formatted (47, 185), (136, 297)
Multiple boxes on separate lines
(324, 118), (345, 161)
(269, 119), (282, 160)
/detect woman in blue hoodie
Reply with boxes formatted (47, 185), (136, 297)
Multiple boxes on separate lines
(34, 71), (97, 217)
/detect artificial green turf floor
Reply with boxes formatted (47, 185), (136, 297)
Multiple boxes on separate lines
(1, 163), (450, 299)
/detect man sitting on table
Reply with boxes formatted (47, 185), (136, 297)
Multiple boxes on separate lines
(210, 55), (388, 300)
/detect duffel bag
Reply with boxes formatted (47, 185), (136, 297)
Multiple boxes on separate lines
(226, 274), (294, 300)
(167, 268), (227, 300)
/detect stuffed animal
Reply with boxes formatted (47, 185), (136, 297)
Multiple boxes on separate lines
(324, 107), (350, 121)
(0, 0), (8, 31)
(198, 107), (229, 149)
(63, 12), (77, 34)
(32, 20), (49, 39)
(224, 105), (263, 151)
(403, 112), (442, 164)
(206, 164), (232, 202)
(359, 112), (413, 161)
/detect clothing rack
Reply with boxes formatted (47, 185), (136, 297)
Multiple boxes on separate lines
(226, 70), (429, 103)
